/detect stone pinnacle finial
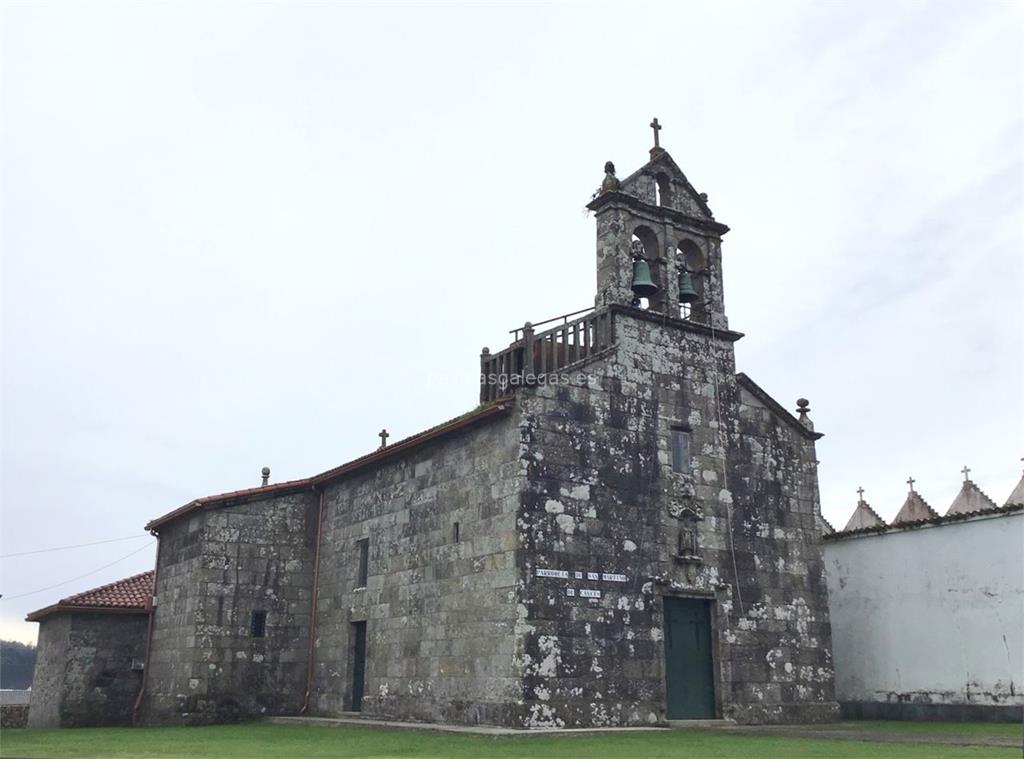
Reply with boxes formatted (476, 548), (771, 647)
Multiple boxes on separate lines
(261, 466), (270, 487)
(600, 161), (620, 194)
(795, 398), (813, 430)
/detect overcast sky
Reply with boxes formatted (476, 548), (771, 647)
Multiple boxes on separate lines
(2, 1), (1021, 644)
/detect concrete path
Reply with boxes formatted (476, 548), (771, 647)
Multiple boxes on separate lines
(267, 715), (667, 736)
(270, 716), (1021, 747)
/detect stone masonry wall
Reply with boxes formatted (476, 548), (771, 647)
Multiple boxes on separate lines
(1, 705), (29, 729)
(29, 612), (147, 728)
(142, 491), (318, 724)
(26, 613), (70, 728)
(513, 309), (837, 727)
(310, 414), (524, 726)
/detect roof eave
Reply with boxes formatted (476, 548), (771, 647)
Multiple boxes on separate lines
(824, 502), (1024, 540)
(26, 604), (150, 623)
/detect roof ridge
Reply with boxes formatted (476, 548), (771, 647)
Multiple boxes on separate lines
(947, 479), (999, 516)
(1006, 473), (1024, 506)
(969, 480), (998, 507)
(309, 400), (512, 484)
(862, 500), (886, 524)
(917, 491), (939, 516)
(893, 490), (939, 524)
(146, 400), (514, 531)
(735, 373), (823, 441)
(842, 500), (886, 531)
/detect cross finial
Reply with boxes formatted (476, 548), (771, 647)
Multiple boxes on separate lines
(378, 428), (389, 449)
(856, 486), (865, 502)
(650, 118), (662, 149)
(961, 465), (971, 482)
(907, 476), (916, 492)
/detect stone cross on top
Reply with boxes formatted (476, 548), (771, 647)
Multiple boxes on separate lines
(961, 465), (971, 482)
(378, 429), (389, 450)
(650, 117), (662, 148)
(856, 486), (865, 502)
(906, 476), (916, 492)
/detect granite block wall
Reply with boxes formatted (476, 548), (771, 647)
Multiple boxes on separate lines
(141, 491), (318, 724)
(26, 613), (69, 728)
(28, 612), (147, 728)
(309, 415), (525, 726)
(513, 309), (837, 727)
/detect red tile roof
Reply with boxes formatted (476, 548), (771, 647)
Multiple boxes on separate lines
(26, 570), (154, 621)
(145, 400), (514, 532)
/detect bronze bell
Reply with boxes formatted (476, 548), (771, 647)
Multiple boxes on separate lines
(678, 270), (698, 303)
(631, 259), (659, 298)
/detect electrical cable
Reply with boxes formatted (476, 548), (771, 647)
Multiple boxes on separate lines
(0, 540), (156, 600)
(1, 534), (149, 558)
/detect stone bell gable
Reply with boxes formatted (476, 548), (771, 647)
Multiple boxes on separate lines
(617, 149), (718, 222)
(586, 148), (729, 328)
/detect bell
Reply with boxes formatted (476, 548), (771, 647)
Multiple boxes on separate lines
(678, 270), (698, 304)
(631, 259), (659, 298)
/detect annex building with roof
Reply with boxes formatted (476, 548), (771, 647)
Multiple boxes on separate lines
(27, 571), (155, 728)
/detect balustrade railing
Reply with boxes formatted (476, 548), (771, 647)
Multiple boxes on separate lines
(480, 308), (613, 402)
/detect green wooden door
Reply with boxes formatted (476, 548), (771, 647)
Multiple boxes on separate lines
(663, 597), (715, 719)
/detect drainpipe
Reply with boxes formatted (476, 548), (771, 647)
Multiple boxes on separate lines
(299, 487), (326, 714)
(132, 531), (162, 725)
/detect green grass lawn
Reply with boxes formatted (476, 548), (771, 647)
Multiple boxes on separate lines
(1, 722), (1020, 759)
(812, 720), (1022, 737)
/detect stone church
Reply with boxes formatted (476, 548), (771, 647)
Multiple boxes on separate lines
(29, 126), (839, 728)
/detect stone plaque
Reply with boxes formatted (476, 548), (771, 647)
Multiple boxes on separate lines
(536, 569), (569, 579)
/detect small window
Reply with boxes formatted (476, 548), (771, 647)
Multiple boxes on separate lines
(452, 522), (460, 543)
(251, 610), (267, 638)
(671, 428), (691, 473)
(356, 538), (369, 588)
